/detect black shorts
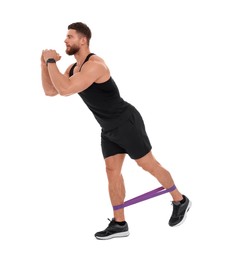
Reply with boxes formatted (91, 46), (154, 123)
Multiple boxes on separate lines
(101, 106), (152, 159)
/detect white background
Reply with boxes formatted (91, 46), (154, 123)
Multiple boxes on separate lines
(0, 0), (226, 259)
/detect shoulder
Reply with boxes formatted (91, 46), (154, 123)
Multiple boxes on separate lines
(89, 54), (105, 63)
(83, 54), (109, 72)
(82, 54), (110, 83)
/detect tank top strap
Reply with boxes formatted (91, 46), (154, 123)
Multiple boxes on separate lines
(79, 53), (95, 72)
(69, 62), (77, 77)
(69, 53), (95, 76)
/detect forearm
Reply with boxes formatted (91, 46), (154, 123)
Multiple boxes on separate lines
(41, 63), (58, 96)
(47, 63), (71, 96)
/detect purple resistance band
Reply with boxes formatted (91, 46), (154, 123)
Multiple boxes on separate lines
(113, 185), (176, 210)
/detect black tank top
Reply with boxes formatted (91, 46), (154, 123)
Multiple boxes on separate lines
(69, 53), (132, 130)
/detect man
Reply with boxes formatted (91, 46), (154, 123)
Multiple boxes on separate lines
(41, 22), (191, 240)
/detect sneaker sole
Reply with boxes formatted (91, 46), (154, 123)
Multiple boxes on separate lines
(173, 200), (192, 227)
(95, 231), (130, 240)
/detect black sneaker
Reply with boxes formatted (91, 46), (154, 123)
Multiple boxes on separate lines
(169, 195), (192, 227)
(95, 218), (130, 240)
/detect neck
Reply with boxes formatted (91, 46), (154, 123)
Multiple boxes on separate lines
(74, 48), (91, 67)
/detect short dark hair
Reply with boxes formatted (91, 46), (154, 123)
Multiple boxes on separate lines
(68, 22), (92, 45)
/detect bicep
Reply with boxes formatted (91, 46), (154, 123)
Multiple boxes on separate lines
(66, 64), (102, 95)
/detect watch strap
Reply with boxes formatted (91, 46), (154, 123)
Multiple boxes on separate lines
(46, 58), (56, 66)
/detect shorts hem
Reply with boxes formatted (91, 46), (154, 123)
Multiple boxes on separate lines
(103, 151), (126, 159)
(129, 147), (152, 160)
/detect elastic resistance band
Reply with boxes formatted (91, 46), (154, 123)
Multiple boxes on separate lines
(113, 185), (176, 211)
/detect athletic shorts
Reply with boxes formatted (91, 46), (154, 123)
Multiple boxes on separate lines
(101, 106), (152, 159)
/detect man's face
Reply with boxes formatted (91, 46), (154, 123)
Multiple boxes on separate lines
(64, 29), (81, 55)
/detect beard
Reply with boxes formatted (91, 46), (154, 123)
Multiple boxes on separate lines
(66, 45), (80, 55)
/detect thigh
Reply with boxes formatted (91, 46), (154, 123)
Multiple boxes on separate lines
(105, 153), (126, 171)
(135, 151), (159, 170)
(104, 153), (126, 181)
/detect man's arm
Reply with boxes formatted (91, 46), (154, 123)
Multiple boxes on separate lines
(47, 62), (103, 96)
(41, 53), (58, 96)
(42, 49), (107, 96)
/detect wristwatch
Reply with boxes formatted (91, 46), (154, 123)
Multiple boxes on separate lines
(46, 58), (56, 66)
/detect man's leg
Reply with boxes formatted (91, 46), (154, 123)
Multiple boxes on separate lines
(136, 151), (191, 226)
(105, 153), (126, 221)
(135, 151), (183, 201)
(94, 153), (130, 240)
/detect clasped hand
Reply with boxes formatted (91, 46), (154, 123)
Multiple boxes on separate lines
(41, 49), (61, 64)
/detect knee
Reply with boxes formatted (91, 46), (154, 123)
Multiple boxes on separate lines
(104, 154), (125, 182)
(106, 164), (117, 175)
(137, 160), (150, 172)
(105, 164), (121, 182)
(136, 157), (160, 175)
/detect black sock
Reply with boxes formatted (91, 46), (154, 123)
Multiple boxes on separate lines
(115, 220), (126, 226)
(180, 196), (186, 204)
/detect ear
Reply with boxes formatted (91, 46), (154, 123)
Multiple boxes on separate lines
(80, 36), (88, 45)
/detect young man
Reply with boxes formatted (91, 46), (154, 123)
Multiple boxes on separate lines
(41, 22), (191, 240)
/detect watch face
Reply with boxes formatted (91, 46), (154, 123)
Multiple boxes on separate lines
(48, 59), (56, 63)
(46, 58), (56, 65)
